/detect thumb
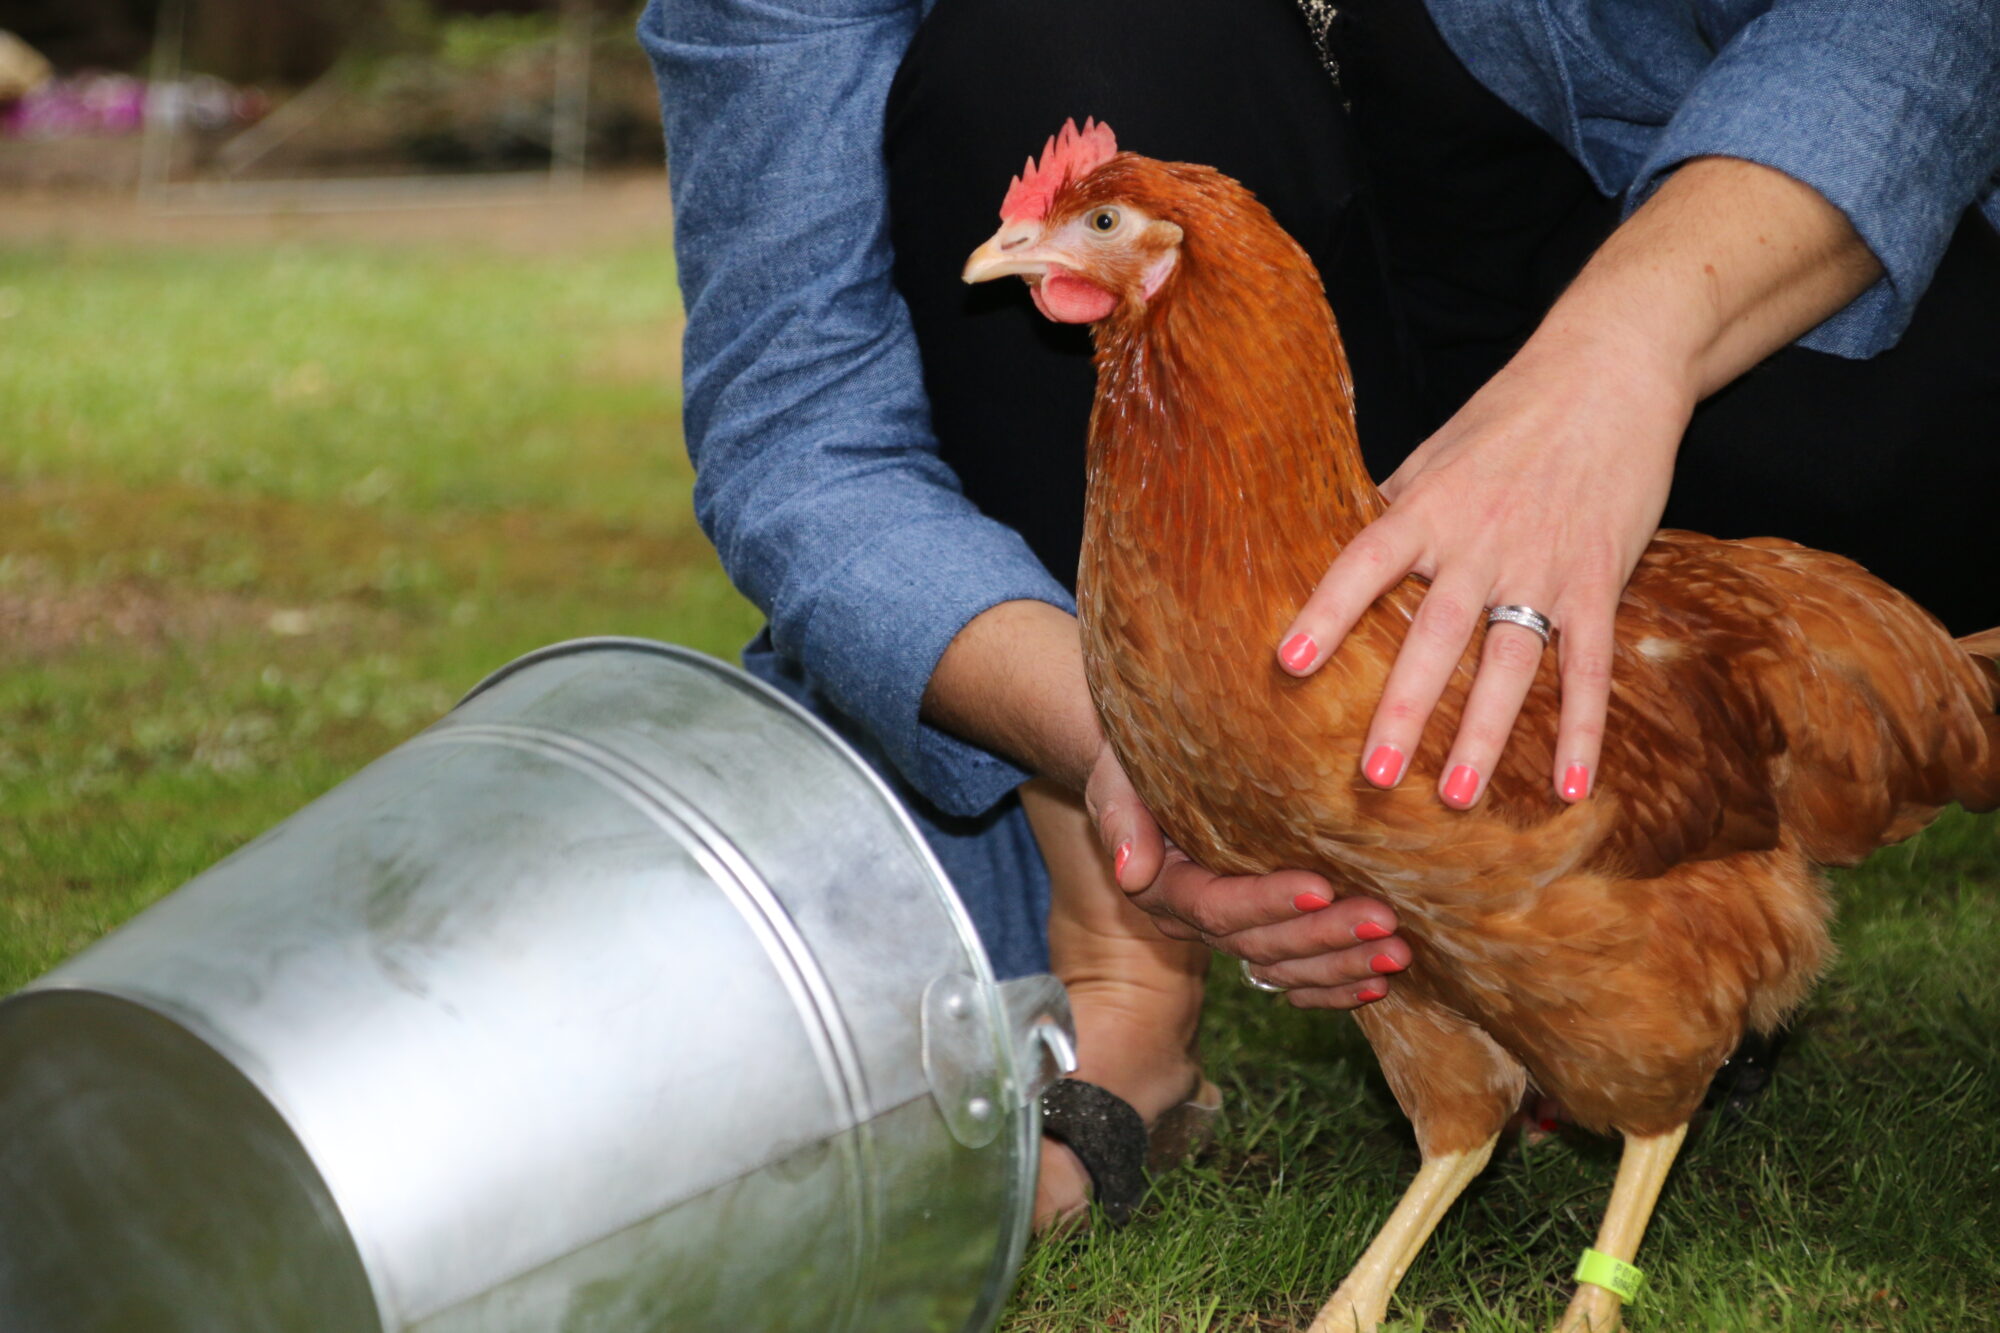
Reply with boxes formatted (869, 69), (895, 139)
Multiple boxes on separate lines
(1084, 743), (1165, 892)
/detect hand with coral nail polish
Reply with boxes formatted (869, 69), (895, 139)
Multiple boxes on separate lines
(1238, 923), (1413, 1010)
(1273, 160), (1877, 813)
(1276, 270), (1688, 813)
(923, 597), (1409, 1010)
(1085, 739), (1404, 1010)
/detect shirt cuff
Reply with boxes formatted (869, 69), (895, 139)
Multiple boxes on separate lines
(1626, 15), (1998, 359)
(792, 514), (1076, 818)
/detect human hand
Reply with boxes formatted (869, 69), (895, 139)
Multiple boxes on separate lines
(1277, 329), (1691, 807)
(1272, 156), (1880, 808)
(1084, 742), (1405, 1009)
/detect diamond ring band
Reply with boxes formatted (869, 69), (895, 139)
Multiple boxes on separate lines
(1486, 604), (1554, 645)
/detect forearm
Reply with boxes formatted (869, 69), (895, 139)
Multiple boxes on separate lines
(646, 0), (1087, 817)
(1286, 159), (1885, 811)
(920, 600), (1105, 795)
(931, 165), (1879, 804)
(1527, 156), (1882, 401)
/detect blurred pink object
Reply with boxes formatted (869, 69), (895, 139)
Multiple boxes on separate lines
(1, 72), (262, 139)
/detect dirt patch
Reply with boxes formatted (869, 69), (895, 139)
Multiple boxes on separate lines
(0, 555), (277, 661)
(0, 171), (673, 254)
(0, 478), (720, 652)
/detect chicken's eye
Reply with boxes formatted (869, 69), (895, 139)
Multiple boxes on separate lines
(1089, 208), (1122, 234)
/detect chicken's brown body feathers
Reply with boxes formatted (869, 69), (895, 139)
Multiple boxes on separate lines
(1070, 157), (2000, 1152)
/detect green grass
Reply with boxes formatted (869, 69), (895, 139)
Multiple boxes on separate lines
(1009, 810), (2000, 1331)
(4, 225), (1998, 1331)
(0, 231), (758, 985)
(0, 242), (691, 519)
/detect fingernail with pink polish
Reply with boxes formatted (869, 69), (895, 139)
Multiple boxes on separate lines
(1370, 953), (1404, 974)
(1113, 841), (1131, 879)
(1293, 892), (1332, 913)
(1442, 764), (1481, 807)
(1561, 764), (1591, 802)
(1353, 919), (1393, 942)
(1356, 985), (1388, 1004)
(1363, 745), (1404, 787)
(1279, 633), (1318, 673)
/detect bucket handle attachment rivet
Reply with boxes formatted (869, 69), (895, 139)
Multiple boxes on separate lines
(921, 974), (1006, 1149)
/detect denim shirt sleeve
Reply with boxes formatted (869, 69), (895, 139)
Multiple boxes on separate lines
(1627, 1), (2000, 358)
(1427, 0), (2000, 359)
(637, 0), (1074, 817)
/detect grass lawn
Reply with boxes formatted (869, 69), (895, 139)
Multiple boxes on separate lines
(3, 191), (1996, 1331)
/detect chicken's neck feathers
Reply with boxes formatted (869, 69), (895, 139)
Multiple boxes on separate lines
(1083, 224), (1382, 613)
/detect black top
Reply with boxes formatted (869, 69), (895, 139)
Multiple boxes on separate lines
(1332, 0), (1618, 433)
(882, 0), (2000, 629)
(884, 0), (1421, 592)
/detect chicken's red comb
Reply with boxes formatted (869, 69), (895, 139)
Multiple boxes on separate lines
(999, 117), (1119, 223)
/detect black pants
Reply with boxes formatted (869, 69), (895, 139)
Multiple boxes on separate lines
(885, 0), (2000, 633)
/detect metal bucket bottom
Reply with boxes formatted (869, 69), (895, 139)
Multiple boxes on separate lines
(0, 992), (377, 1331)
(0, 642), (1066, 1333)
(0, 988), (1041, 1333)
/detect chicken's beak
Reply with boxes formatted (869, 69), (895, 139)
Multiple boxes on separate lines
(963, 222), (1057, 284)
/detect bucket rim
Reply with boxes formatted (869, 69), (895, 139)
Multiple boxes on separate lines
(457, 637), (1039, 1327)
(455, 639), (994, 988)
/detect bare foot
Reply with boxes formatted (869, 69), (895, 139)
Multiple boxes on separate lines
(1031, 971), (1212, 1231)
(1024, 956), (1208, 1224)
(1022, 779), (1213, 1232)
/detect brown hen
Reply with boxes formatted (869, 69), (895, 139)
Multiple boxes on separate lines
(964, 120), (2000, 1332)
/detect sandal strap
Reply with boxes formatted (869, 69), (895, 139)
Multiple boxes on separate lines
(1039, 1078), (1148, 1226)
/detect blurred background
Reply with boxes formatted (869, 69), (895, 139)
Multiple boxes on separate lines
(0, 0), (665, 192)
(7, 10), (1999, 1331)
(0, 0), (757, 988)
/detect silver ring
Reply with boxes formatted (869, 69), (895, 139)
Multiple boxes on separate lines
(1239, 959), (1287, 994)
(1486, 604), (1553, 645)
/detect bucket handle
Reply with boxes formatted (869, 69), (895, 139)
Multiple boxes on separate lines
(997, 972), (1077, 1104)
(921, 973), (1076, 1150)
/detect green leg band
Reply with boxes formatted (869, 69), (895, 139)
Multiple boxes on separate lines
(1574, 1249), (1646, 1303)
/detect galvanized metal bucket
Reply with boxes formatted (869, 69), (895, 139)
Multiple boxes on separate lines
(0, 638), (1073, 1333)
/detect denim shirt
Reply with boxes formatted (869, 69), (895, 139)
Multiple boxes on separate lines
(1428, 0), (2000, 359)
(640, 0), (1051, 825)
(639, 0), (2000, 820)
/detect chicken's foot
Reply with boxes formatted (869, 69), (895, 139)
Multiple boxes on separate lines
(1305, 1134), (1498, 1333)
(1552, 1124), (1689, 1333)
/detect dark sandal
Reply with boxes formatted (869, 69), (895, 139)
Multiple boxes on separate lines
(1039, 1077), (1224, 1227)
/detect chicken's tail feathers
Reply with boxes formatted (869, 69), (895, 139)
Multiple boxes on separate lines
(1959, 625), (2000, 671)
(1956, 624), (2000, 811)
(1961, 626), (2000, 706)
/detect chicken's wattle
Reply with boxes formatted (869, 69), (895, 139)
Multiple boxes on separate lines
(1032, 267), (1117, 323)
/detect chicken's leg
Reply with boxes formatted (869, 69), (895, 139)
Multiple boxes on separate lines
(1552, 1123), (1689, 1333)
(1305, 1134), (1498, 1333)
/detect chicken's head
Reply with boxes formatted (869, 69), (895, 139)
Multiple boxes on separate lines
(962, 117), (1184, 323)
